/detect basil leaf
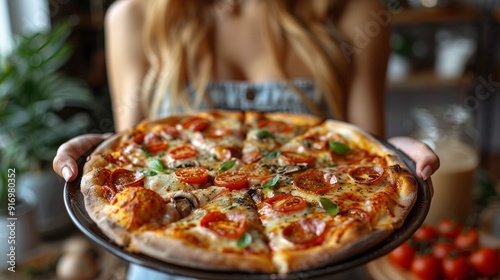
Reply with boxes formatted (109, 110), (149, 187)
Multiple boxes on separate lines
(263, 175), (280, 189)
(255, 129), (274, 140)
(148, 158), (164, 172)
(326, 163), (337, 168)
(237, 232), (253, 249)
(139, 169), (157, 176)
(320, 197), (339, 215)
(141, 145), (152, 158)
(219, 160), (236, 172)
(328, 141), (351, 155)
(264, 150), (281, 162)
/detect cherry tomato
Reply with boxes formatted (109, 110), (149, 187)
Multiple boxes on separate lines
(454, 227), (479, 252)
(280, 151), (316, 165)
(242, 149), (261, 164)
(410, 254), (441, 280)
(111, 169), (145, 190)
(469, 246), (500, 277)
(214, 171), (249, 190)
(437, 218), (462, 239)
(265, 194), (307, 213)
(442, 254), (470, 280)
(432, 241), (455, 260)
(412, 225), (438, 242)
(200, 211), (246, 239)
(282, 218), (326, 247)
(348, 166), (385, 184)
(181, 117), (210, 131)
(175, 167), (209, 184)
(388, 242), (415, 270)
(294, 170), (337, 194)
(168, 145), (198, 160)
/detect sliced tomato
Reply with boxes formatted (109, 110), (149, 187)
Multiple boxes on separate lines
(214, 171), (249, 190)
(209, 146), (233, 161)
(280, 151), (316, 165)
(132, 132), (146, 144)
(181, 117), (210, 132)
(144, 132), (168, 153)
(175, 167), (209, 184)
(282, 218), (326, 247)
(294, 170), (337, 194)
(111, 169), (145, 190)
(265, 194), (307, 213)
(258, 119), (294, 134)
(168, 145), (198, 160)
(200, 211), (246, 239)
(348, 166), (385, 184)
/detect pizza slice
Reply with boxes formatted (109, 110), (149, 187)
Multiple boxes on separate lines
(129, 189), (275, 273)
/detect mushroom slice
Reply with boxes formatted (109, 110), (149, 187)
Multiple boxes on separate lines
(276, 163), (308, 175)
(172, 191), (199, 218)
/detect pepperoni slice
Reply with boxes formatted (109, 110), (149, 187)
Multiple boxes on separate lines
(294, 170), (337, 194)
(169, 145), (198, 160)
(200, 211), (246, 239)
(111, 169), (145, 190)
(282, 218), (327, 246)
(258, 119), (294, 134)
(181, 117), (210, 132)
(348, 166), (385, 184)
(175, 167), (209, 184)
(280, 151), (316, 165)
(214, 171), (249, 190)
(331, 148), (367, 165)
(265, 194), (307, 213)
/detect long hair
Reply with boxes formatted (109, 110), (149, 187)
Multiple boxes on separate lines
(141, 0), (349, 120)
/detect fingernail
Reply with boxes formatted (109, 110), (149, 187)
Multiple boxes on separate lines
(421, 165), (432, 181)
(62, 166), (73, 182)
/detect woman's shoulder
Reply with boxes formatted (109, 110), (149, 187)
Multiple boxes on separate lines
(105, 0), (145, 25)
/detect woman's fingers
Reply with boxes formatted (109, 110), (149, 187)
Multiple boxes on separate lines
(53, 133), (112, 182)
(388, 136), (440, 181)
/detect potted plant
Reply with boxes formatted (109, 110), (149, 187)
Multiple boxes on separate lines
(0, 22), (94, 237)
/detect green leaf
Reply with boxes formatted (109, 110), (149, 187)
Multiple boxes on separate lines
(148, 158), (164, 172)
(264, 150), (281, 162)
(320, 197), (339, 215)
(141, 145), (153, 158)
(237, 232), (253, 249)
(328, 141), (352, 155)
(263, 175), (280, 189)
(139, 169), (157, 176)
(255, 129), (274, 140)
(219, 160), (236, 172)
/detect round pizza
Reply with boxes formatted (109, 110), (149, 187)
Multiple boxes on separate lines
(79, 110), (418, 274)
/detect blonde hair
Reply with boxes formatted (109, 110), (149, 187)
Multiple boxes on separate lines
(141, 0), (349, 120)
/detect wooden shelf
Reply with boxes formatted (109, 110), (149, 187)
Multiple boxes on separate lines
(388, 68), (476, 90)
(392, 7), (482, 26)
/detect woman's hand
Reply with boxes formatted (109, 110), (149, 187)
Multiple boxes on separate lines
(388, 136), (440, 181)
(53, 133), (112, 182)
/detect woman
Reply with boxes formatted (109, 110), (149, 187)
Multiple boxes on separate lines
(53, 0), (438, 278)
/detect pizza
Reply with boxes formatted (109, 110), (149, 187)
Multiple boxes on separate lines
(79, 110), (418, 274)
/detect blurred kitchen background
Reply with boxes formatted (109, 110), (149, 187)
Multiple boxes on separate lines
(0, 0), (499, 279)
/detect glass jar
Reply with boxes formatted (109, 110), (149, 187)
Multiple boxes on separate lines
(409, 104), (480, 226)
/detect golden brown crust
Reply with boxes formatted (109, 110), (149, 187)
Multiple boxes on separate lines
(129, 231), (275, 273)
